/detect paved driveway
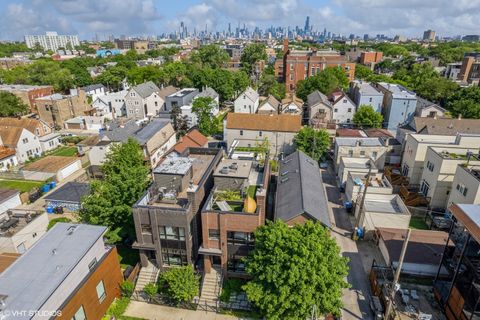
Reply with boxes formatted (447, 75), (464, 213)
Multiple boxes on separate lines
(322, 165), (374, 320)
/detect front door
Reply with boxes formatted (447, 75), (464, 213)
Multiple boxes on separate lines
(212, 256), (221, 266)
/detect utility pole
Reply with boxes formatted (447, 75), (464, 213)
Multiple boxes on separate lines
(354, 164), (372, 232)
(385, 228), (411, 319)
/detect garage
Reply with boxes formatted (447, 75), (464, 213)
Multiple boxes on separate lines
(22, 156), (82, 182)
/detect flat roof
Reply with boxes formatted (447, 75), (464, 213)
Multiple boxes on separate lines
(213, 159), (252, 179)
(0, 223), (107, 319)
(340, 157), (377, 169)
(154, 157), (194, 175)
(364, 194), (407, 214)
(450, 204), (480, 243)
(335, 137), (383, 147)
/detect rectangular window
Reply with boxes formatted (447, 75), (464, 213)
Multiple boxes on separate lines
(348, 108), (352, 112)
(334, 108), (338, 113)
(240, 130), (243, 136)
(141, 225), (152, 235)
(360, 151), (366, 156)
(96, 280), (106, 303)
(227, 231), (255, 246)
(72, 306), (86, 320)
(426, 161), (434, 172)
(289, 74), (293, 81)
(348, 150), (353, 157)
(159, 226), (185, 241)
(420, 180), (430, 196)
(23, 138), (28, 144)
(259, 131), (262, 137)
(209, 229), (220, 240)
(372, 151), (378, 159)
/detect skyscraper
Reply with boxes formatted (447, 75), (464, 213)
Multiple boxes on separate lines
(304, 16), (310, 34)
(423, 29), (436, 42)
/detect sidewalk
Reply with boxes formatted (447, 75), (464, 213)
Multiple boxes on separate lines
(124, 301), (247, 320)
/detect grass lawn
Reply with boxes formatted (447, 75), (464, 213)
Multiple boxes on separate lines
(0, 179), (44, 193)
(409, 216), (430, 230)
(117, 244), (140, 269)
(49, 146), (78, 157)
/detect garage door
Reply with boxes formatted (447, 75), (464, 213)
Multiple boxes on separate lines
(59, 161), (80, 180)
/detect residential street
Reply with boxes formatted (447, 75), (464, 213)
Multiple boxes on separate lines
(322, 165), (374, 320)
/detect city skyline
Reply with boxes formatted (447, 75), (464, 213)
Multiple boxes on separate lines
(1, 0), (480, 41)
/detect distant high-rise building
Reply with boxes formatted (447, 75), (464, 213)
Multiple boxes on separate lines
(363, 34), (369, 41)
(25, 31), (80, 51)
(304, 16), (310, 34)
(423, 29), (436, 42)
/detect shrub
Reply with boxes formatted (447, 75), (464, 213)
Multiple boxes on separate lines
(120, 280), (134, 297)
(220, 278), (246, 303)
(47, 217), (72, 230)
(143, 283), (158, 302)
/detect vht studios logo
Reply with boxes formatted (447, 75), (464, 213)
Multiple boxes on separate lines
(0, 310), (62, 318)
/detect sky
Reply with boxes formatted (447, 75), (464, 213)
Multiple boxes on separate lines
(1, 0), (480, 40)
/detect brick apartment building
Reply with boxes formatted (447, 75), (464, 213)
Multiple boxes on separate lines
(275, 39), (355, 92)
(200, 156), (270, 278)
(360, 51), (383, 66)
(0, 84), (54, 113)
(35, 90), (90, 128)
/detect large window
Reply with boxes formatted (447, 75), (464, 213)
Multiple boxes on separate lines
(227, 255), (246, 272)
(72, 306), (86, 320)
(420, 180), (430, 197)
(161, 248), (188, 266)
(96, 280), (106, 303)
(227, 231), (254, 246)
(159, 226), (185, 241)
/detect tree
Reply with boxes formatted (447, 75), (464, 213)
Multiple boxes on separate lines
(96, 66), (128, 91)
(354, 64), (373, 80)
(296, 67), (349, 101)
(243, 220), (349, 319)
(190, 44), (229, 69)
(80, 138), (149, 237)
(353, 105), (384, 128)
(170, 105), (189, 138)
(293, 127), (330, 161)
(120, 280), (134, 297)
(446, 86), (480, 119)
(258, 73), (286, 101)
(415, 77), (458, 106)
(241, 43), (267, 75)
(157, 266), (199, 304)
(192, 97), (219, 136)
(0, 92), (29, 116)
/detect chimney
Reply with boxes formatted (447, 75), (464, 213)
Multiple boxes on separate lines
(458, 113), (462, 120)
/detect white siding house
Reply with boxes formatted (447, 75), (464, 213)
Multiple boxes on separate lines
(125, 81), (163, 119)
(234, 87), (259, 114)
(330, 90), (356, 124)
(0, 127), (42, 163)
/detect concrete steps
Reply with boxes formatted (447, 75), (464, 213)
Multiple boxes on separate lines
(198, 268), (222, 307)
(134, 262), (159, 297)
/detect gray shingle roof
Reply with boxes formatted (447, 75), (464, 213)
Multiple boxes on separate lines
(275, 151), (331, 227)
(81, 84), (105, 92)
(307, 90), (331, 107)
(239, 86), (259, 103)
(196, 87), (219, 100)
(44, 182), (90, 204)
(102, 118), (171, 144)
(132, 81), (160, 99)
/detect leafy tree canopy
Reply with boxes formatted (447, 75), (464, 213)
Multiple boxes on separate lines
(352, 105), (384, 128)
(446, 86), (480, 119)
(243, 220), (349, 319)
(192, 96), (220, 136)
(80, 138), (149, 237)
(157, 266), (199, 304)
(0, 91), (29, 116)
(293, 127), (330, 161)
(296, 67), (349, 101)
(190, 44), (229, 69)
(241, 43), (267, 75)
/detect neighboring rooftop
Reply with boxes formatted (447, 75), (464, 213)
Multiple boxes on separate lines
(354, 81), (384, 96)
(157, 85), (179, 99)
(335, 137), (384, 147)
(0, 147), (16, 161)
(0, 84), (52, 92)
(449, 204), (480, 243)
(168, 88), (198, 98)
(340, 157), (377, 169)
(430, 146), (480, 161)
(307, 90), (331, 107)
(171, 129), (208, 154)
(102, 118), (172, 144)
(81, 83), (105, 92)
(226, 113), (301, 132)
(364, 194), (408, 214)
(154, 157), (195, 175)
(336, 129), (365, 138)
(0, 223), (107, 319)
(214, 159), (252, 179)
(275, 151), (331, 227)
(0, 188), (19, 203)
(0, 118), (48, 136)
(238, 86), (259, 103)
(0, 127), (24, 146)
(196, 87), (219, 100)
(378, 82), (416, 99)
(131, 81), (160, 98)
(44, 182), (90, 204)
(416, 97), (446, 113)
(23, 156), (78, 173)
(411, 117), (480, 135)
(377, 228), (452, 266)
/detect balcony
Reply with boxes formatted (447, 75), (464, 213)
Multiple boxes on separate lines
(399, 185), (430, 207)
